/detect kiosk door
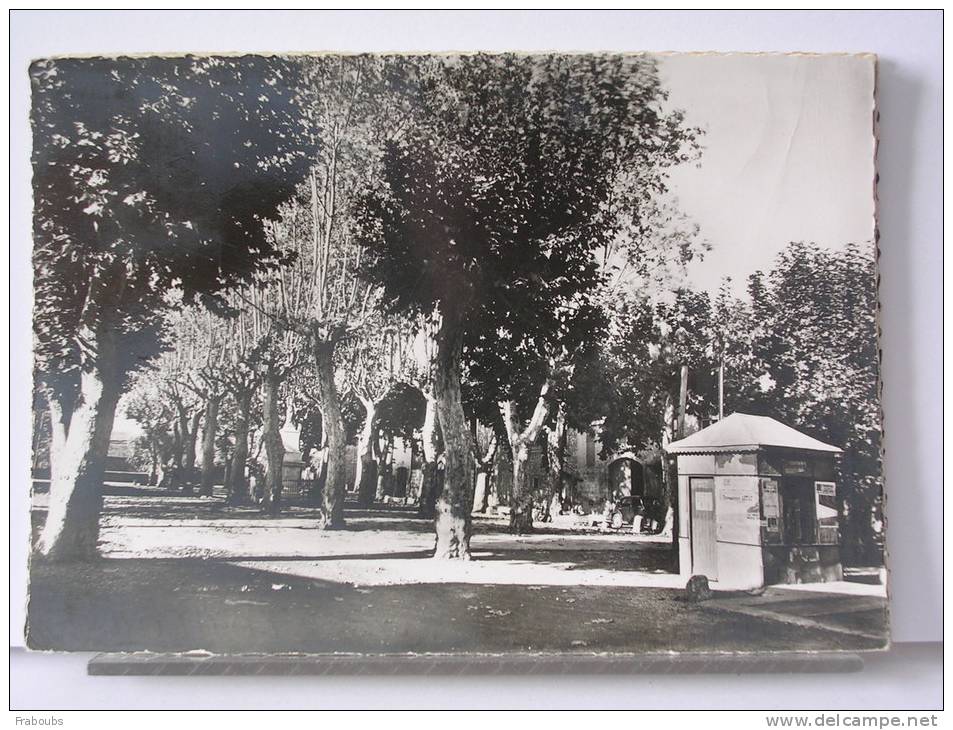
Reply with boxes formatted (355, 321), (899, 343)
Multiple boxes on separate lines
(690, 477), (718, 580)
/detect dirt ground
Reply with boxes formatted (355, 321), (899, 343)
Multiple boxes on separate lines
(26, 491), (888, 655)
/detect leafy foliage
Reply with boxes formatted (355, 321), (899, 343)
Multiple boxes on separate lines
(32, 55), (310, 395)
(749, 242), (882, 563)
(375, 383), (428, 442)
(598, 241), (881, 563)
(357, 54), (700, 429)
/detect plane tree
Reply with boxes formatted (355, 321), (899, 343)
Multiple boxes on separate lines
(359, 54), (699, 551)
(398, 319), (444, 518)
(245, 55), (415, 528)
(31, 55), (309, 559)
(469, 420), (499, 516)
(373, 382), (428, 503)
(464, 277), (611, 533)
(122, 340), (204, 493)
(230, 277), (306, 515)
(168, 308), (232, 497)
(215, 298), (270, 505)
(121, 374), (176, 487)
(339, 318), (415, 507)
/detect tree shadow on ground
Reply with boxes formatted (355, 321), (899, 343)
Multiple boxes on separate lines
(473, 548), (677, 573)
(27, 556), (885, 655)
(99, 494), (430, 526)
(203, 548), (678, 574)
(96, 492), (616, 538)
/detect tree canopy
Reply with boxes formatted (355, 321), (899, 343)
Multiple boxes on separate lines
(32, 55), (310, 395)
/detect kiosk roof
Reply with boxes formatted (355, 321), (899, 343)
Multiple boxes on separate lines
(664, 412), (842, 455)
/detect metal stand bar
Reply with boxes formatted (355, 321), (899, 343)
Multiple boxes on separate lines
(89, 651), (865, 676)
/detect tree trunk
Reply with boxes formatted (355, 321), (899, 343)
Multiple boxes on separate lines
(406, 436), (419, 503)
(185, 408), (202, 472)
(147, 442), (159, 486)
(223, 456), (232, 493)
(312, 450), (329, 506)
(417, 394), (440, 518)
(185, 411), (200, 470)
(375, 434), (394, 502)
(355, 398), (378, 508)
(472, 434), (497, 515)
(305, 422), (328, 507)
(166, 408), (186, 491)
(677, 364), (689, 439)
(156, 458), (168, 488)
(472, 472), (489, 515)
(158, 454), (177, 490)
(490, 444), (511, 512)
(542, 407), (567, 521)
(173, 411), (185, 471)
(315, 341), (346, 528)
(259, 371), (284, 516)
(661, 395), (678, 543)
(432, 307), (475, 559)
(508, 439), (534, 534)
(180, 409), (201, 494)
(198, 396), (220, 496)
(419, 462), (438, 517)
(227, 390), (252, 504)
(500, 379), (554, 535)
(37, 327), (122, 561)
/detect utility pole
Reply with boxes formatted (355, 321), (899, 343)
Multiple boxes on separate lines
(677, 364), (688, 439)
(718, 359), (725, 420)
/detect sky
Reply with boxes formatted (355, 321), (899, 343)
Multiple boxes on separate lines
(656, 53), (877, 296)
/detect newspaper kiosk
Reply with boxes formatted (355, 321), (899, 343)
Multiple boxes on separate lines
(665, 413), (843, 590)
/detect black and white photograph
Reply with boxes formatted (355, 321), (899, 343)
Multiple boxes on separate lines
(23, 48), (891, 661)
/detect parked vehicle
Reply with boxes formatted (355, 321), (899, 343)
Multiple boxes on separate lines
(607, 495), (646, 530)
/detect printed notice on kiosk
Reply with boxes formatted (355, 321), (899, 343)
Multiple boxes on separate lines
(716, 477), (761, 544)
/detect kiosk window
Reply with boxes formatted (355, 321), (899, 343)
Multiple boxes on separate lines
(814, 481), (838, 544)
(780, 478), (817, 544)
